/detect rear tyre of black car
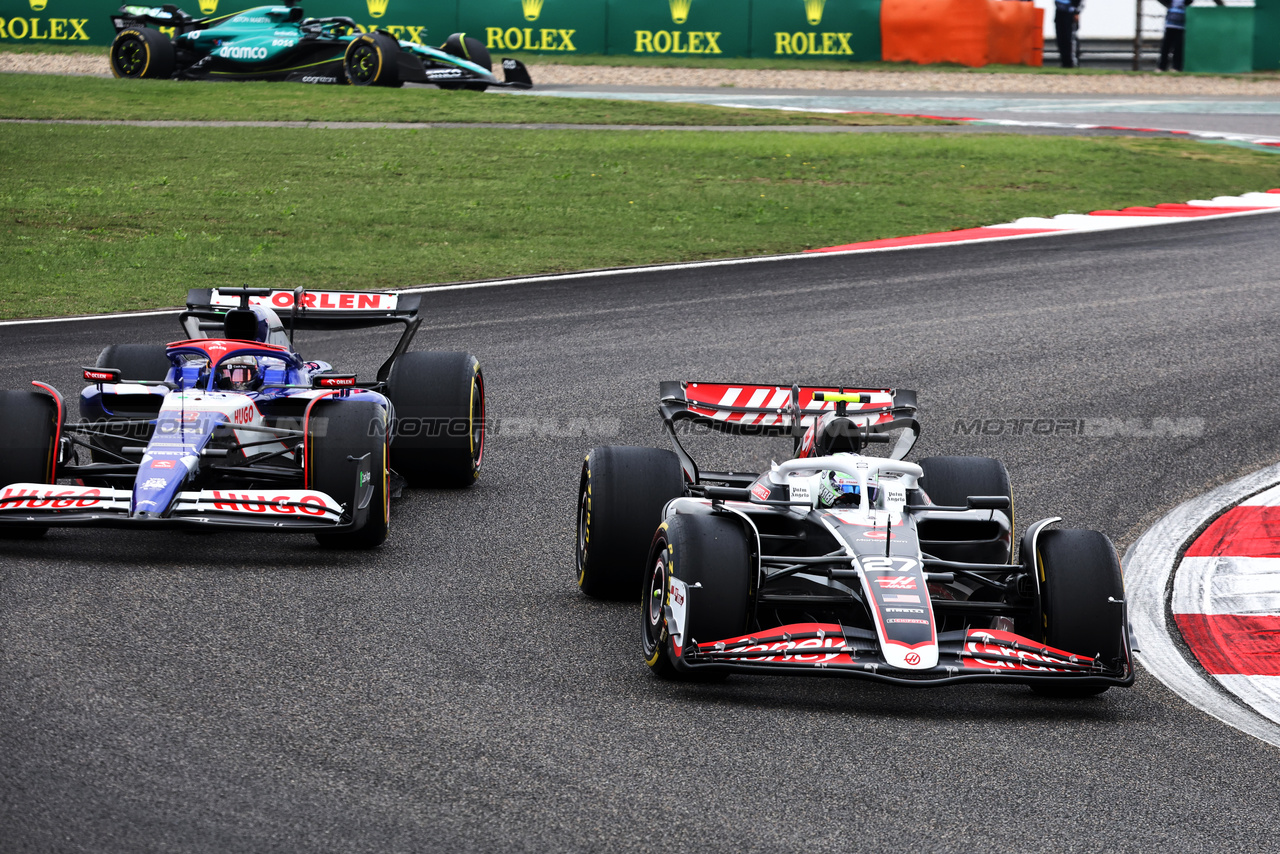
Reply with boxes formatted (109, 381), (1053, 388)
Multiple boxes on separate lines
(344, 32), (403, 87)
(386, 352), (483, 488)
(438, 33), (491, 91)
(1030, 528), (1127, 697)
(308, 400), (389, 549)
(0, 389), (60, 539)
(576, 446), (683, 600)
(642, 514), (751, 679)
(109, 27), (176, 80)
(917, 455), (1013, 564)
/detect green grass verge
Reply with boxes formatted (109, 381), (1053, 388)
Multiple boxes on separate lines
(3, 124), (1279, 319)
(0, 72), (946, 125)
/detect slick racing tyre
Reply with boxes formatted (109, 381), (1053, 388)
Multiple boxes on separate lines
(576, 446), (683, 600)
(1031, 528), (1127, 697)
(438, 33), (491, 91)
(88, 344), (172, 469)
(917, 455), (1013, 565)
(344, 32), (404, 87)
(642, 514), (751, 680)
(386, 351), (483, 487)
(0, 389), (60, 539)
(96, 344), (172, 382)
(109, 27), (176, 80)
(307, 399), (389, 549)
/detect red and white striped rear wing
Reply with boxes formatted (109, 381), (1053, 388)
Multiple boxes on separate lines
(659, 381), (917, 436)
(659, 381), (920, 483)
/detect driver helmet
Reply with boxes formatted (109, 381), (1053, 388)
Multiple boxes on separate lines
(817, 465), (879, 508)
(215, 355), (262, 391)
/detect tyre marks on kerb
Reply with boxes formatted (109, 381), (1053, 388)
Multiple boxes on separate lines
(1125, 464), (1280, 749)
(1172, 486), (1280, 731)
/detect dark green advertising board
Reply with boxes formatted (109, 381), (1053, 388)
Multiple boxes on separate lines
(606, 0), (750, 58)
(459, 0), (605, 55)
(751, 0), (879, 60)
(303, 0), (457, 46)
(0, 0), (115, 46)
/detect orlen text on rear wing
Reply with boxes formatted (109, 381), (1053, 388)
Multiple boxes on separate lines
(183, 287), (422, 382)
(658, 380), (920, 484)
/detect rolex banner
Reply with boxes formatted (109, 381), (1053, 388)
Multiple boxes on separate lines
(606, 0), (750, 58)
(751, 0), (880, 61)
(460, 0), (606, 55)
(0, 0), (884, 61)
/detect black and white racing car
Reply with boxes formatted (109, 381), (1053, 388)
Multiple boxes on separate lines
(0, 287), (484, 549)
(576, 381), (1133, 696)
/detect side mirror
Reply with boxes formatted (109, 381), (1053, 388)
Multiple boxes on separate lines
(83, 367), (121, 384)
(967, 495), (1011, 510)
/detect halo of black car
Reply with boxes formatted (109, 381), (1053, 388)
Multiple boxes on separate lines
(577, 381), (1133, 696)
(0, 287), (484, 549)
(109, 2), (532, 90)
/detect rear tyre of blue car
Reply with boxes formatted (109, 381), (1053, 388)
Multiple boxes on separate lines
(576, 446), (683, 600)
(0, 389), (60, 539)
(642, 514), (751, 680)
(95, 344), (172, 382)
(386, 352), (483, 487)
(308, 399), (389, 549)
(87, 344), (171, 470)
(344, 32), (403, 87)
(1030, 528), (1126, 697)
(438, 34), (491, 91)
(109, 27), (176, 80)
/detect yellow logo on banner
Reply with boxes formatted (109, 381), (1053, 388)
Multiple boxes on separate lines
(668, 0), (691, 25)
(366, 0), (388, 18)
(199, 0), (218, 14)
(804, 0), (825, 26)
(28, 0), (47, 10)
(521, 0), (543, 21)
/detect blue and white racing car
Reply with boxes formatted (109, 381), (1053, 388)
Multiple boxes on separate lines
(0, 287), (484, 548)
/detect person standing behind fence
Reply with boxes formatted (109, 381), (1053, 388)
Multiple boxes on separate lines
(1054, 0), (1084, 68)
(1158, 0), (1224, 71)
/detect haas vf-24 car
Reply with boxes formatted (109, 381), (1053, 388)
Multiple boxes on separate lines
(0, 287), (484, 549)
(576, 382), (1133, 696)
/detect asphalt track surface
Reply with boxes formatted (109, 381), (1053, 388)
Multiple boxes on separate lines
(5, 213), (1280, 852)
(520, 85), (1280, 138)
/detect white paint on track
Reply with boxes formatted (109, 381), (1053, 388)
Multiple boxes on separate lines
(1123, 462), (1280, 749)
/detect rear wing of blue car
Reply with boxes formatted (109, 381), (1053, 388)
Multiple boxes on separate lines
(183, 287), (422, 381)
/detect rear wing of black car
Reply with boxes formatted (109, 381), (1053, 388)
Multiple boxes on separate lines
(182, 287), (422, 382)
(658, 380), (920, 484)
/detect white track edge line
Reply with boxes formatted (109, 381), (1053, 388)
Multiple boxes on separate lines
(3, 204), (1278, 327)
(1124, 462), (1280, 750)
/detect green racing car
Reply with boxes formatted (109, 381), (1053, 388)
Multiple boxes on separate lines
(109, 1), (532, 89)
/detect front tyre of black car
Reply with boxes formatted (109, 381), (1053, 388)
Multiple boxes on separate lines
(642, 514), (751, 681)
(110, 27), (176, 80)
(1030, 528), (1126, 697)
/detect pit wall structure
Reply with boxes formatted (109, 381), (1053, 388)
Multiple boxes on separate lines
(0, 0), (1047, 67)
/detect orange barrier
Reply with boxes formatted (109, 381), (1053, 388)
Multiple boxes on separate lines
(881, 0), (1044, 67)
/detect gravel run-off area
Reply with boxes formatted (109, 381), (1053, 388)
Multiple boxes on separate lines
(4, 51), (1280, 95)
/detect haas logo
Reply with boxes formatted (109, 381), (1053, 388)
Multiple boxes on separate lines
(904, 652), (921, 666)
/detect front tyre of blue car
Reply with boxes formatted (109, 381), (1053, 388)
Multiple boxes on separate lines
(308, 399), (390, 549)
(110, 27), (176, 80)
